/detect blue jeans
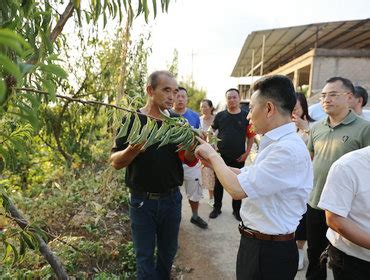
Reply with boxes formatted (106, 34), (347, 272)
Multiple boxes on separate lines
(129, 189), (182, 280)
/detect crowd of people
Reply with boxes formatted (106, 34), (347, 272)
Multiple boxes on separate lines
(110, 70), (370, 280)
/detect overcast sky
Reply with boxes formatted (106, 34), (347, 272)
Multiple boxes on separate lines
(130, 0), (368, 106)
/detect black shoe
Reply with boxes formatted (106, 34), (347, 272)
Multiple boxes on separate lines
(209, 209), (222, 219)
(190, 216), (208, 229)
(233, 211), (242, 222)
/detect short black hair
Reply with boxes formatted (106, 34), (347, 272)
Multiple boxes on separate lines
(354, 86), (368, 107)
(178, 86), (187, 93)
(225, 88), (240, 96)
(326, 77), (355, 93)
(253, 75), (296, 115)
(147, 70), (174, 90)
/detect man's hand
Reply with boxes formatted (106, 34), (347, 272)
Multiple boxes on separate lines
(198, 129), (208, 140)
(195, 137), (219, 168)
(110, 141), (146, 170)
(130, 142), (146, 152)
(195, 137), (246, 199)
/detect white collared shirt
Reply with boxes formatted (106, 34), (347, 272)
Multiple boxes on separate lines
(237, 122), (313, 234)
(318, 147), (370, 262)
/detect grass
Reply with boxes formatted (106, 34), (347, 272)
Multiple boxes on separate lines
(0, 162), (136, 279)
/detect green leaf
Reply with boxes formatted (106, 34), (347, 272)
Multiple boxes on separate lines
(116, 113), (132, 139)
(128, 0), (134, 25)
(2, 242), (11, 261)
(45, 54), (63, 62)
(0, 29), (30, 48)
(116, 0), (123, 22)
(8, 242), (19, 265)
(42, 79), (56, 101)
(73, 0), (81, 9)
(165, 0), (169, 12)
(21, 0), (34, 16)
(103, 10), (107, 27)
(0, 36), (24, 56)
(127, 113), (140, 143)
(143, 0), (149, 22)
(0, 79), (6, 104)
(0, 54), (22, 80)
(84, 10), (91, 24)
(1, 240), (19, 265)
(112, 0), (118, 18)
(74, 0), (82, 24)
(137, 0), (143, 16)
(22, 92), (40, 109)
(20, 231), (36, 250)
(18, 63), (34, 75)
(122, 0), (128, 11)
(31, 227), (49, 243)
(0, 29), (29, 47)
(29, 231), (41, 249)
(40, 64), (67, 79)
(142, 121), (158, 150)
(95, 0), (101, 22)
(19, 236), (26, 257)
(152, 0), (157, 17)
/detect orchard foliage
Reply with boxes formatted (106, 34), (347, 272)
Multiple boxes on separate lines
(0, 0), (171, 161)
(0, 0), (171, 277)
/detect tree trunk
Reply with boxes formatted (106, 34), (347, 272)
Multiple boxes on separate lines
(7, 200), (69, 279)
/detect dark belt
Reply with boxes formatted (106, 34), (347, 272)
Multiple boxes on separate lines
(129, 187), (179, 200)
(238, 224), (295, 241)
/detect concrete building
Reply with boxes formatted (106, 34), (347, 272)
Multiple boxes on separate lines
(231, 18), (370, 102)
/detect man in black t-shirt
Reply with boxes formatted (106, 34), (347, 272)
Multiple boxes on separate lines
(110, 71), (197, 280)
(210, 88), (254, 221)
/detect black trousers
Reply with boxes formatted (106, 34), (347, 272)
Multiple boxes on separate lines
(236, 235), (298, 280)
(214, 157), (244, 212)
(328, 245), (370, 280)
(306, 205), (329, 280)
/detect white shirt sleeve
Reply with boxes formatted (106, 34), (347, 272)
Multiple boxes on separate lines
(318, 162), (355, 217)
(236, 145), (300, 198)
(239, 166), (248, 173)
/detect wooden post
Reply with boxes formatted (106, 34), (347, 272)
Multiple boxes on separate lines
(260, 35), (265, 76)
(251, 49), (255, 77)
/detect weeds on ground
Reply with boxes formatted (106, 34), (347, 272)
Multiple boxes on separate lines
(0, 163), (136, 278)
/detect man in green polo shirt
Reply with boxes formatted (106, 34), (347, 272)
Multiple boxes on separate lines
(306, 76), (370, 280)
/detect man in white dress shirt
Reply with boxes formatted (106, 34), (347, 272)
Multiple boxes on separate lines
(195, 75), (313, 280)
(318, 147), (370, 280)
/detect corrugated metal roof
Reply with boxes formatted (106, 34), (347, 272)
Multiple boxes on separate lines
(231, 18), (370, 77)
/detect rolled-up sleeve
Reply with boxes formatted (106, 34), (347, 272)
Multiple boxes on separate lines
(237, 145), (300, 198)
(318, 163), (354, 217)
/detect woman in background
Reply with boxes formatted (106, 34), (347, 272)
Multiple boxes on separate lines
(292, 92), (315, 271)
(199, 99), (216, 207)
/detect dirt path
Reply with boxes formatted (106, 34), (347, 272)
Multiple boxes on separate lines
(174, 189), (333, 280)
(174, 190), (239, 279)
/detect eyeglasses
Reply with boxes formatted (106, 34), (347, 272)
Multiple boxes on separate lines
(319, 92), (349, 100)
